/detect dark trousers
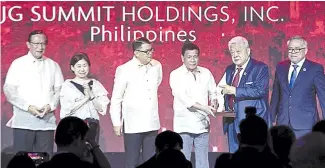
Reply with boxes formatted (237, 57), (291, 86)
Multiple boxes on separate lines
(124, 130), (158, 168)
(13, 128), (54, 156)
(227, 122), (240, 153)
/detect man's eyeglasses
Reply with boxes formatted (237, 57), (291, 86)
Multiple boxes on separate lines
(29, 42), (47, 47)
(288, 48), (305, 54)
(136, 48), (154, 55)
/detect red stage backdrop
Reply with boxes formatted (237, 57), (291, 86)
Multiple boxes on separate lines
(1, 1), (325, 152)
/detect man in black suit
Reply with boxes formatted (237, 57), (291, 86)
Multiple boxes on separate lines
(37, 116), (111, 168)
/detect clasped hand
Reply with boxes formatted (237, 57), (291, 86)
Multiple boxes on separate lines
(83, 83), (94, 99)
(28, 104), (51, 118)
(219, 84), (236, 95)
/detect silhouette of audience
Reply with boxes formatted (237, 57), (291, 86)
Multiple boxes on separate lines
(6, 111), (325, 168)
(36, 116), (111, 168)
(7, 152), (36, 168)
(269, 125), (296, 168)
(312, 119), (325, 134)
(215, 107), (284, 168)
(290, 132), (325, 168)
(156, 148), (192, 168)
(137, 130), (192, 168)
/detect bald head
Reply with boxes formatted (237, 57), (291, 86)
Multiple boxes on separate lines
(290, 132), (325, 168)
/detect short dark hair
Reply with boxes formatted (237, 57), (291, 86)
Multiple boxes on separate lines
(239, 109), (268, 145)
(181, 42), (200, 56)
(28, 30), (48, 44)
(70, 52), (91, 68)
(312, 119), (325, 134)
(244, 106), (257, 117)
(132, 37), (151, 52)
(155, 130), (183, 151)
(55, 116), (89, 147)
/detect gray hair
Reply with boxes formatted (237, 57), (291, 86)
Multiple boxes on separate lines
(287, 35), (308, 48)
(228, 36), (250, 49)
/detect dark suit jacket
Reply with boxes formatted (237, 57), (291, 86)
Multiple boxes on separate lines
(270, 59), (325, 129)
(223, 58), (270, 134)
(37, 153), (99, 168)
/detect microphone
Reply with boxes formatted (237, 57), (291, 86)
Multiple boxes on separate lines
(88, 80), (93, 90)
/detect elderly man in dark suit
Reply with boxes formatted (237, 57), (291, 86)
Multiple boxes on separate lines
(270, 35), (325, 139)
(217, 36), (270, 153)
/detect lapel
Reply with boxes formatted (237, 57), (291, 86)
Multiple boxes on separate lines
(226, 65), (236, 85)
(283, 61), (291, 92)
(238, 59), (253, 87)
(291, 59), (309, 91)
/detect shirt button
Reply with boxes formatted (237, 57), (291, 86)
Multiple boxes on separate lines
(289, 106), (291, 108)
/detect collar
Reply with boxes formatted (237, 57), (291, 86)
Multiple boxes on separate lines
(27, 51), (45, 63)
(236, 57), (250, 70)
(180, 64), (201, 74)
(132, 56), (152, 68)
(291, 57), (305, 67)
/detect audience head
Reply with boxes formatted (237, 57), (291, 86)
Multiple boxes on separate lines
(156, 149), (192, 168)
(181, 42), (200, 72)
(312, 119), (325, 134)
(290, 132), (325, 168)
(7, 152), (36, 168)
(155, 130), (183, 153)
(238, 107), (268, 146)
(55, 116), (89, 157)
(228, 36), (251, 67)
(70, 52), (91, 79)
(132, 37), (153, 65)
(269, 125), (296, 163)
(26, 30), (48, 59)
(244, 106), (257, 117)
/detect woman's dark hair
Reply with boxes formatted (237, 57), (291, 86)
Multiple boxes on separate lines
(70, 52), (91, 68)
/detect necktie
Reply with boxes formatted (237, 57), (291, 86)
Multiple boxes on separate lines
(289, 64), (299, 89)
(228, 67), (243, 111)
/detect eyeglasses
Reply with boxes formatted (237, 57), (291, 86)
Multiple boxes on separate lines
(136, 48), (154, 55)
(29, 42), (47, 47)
(288, 48), (305, 54)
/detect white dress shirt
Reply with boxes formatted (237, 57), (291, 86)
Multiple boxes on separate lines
(288, 58), (306, 83)
(109, 57), (162, 134)
(170, 65), (221, 134)
(216, 57), (251, 107)
(59, 79), (110, 120)
(3, 52), (64, 130)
